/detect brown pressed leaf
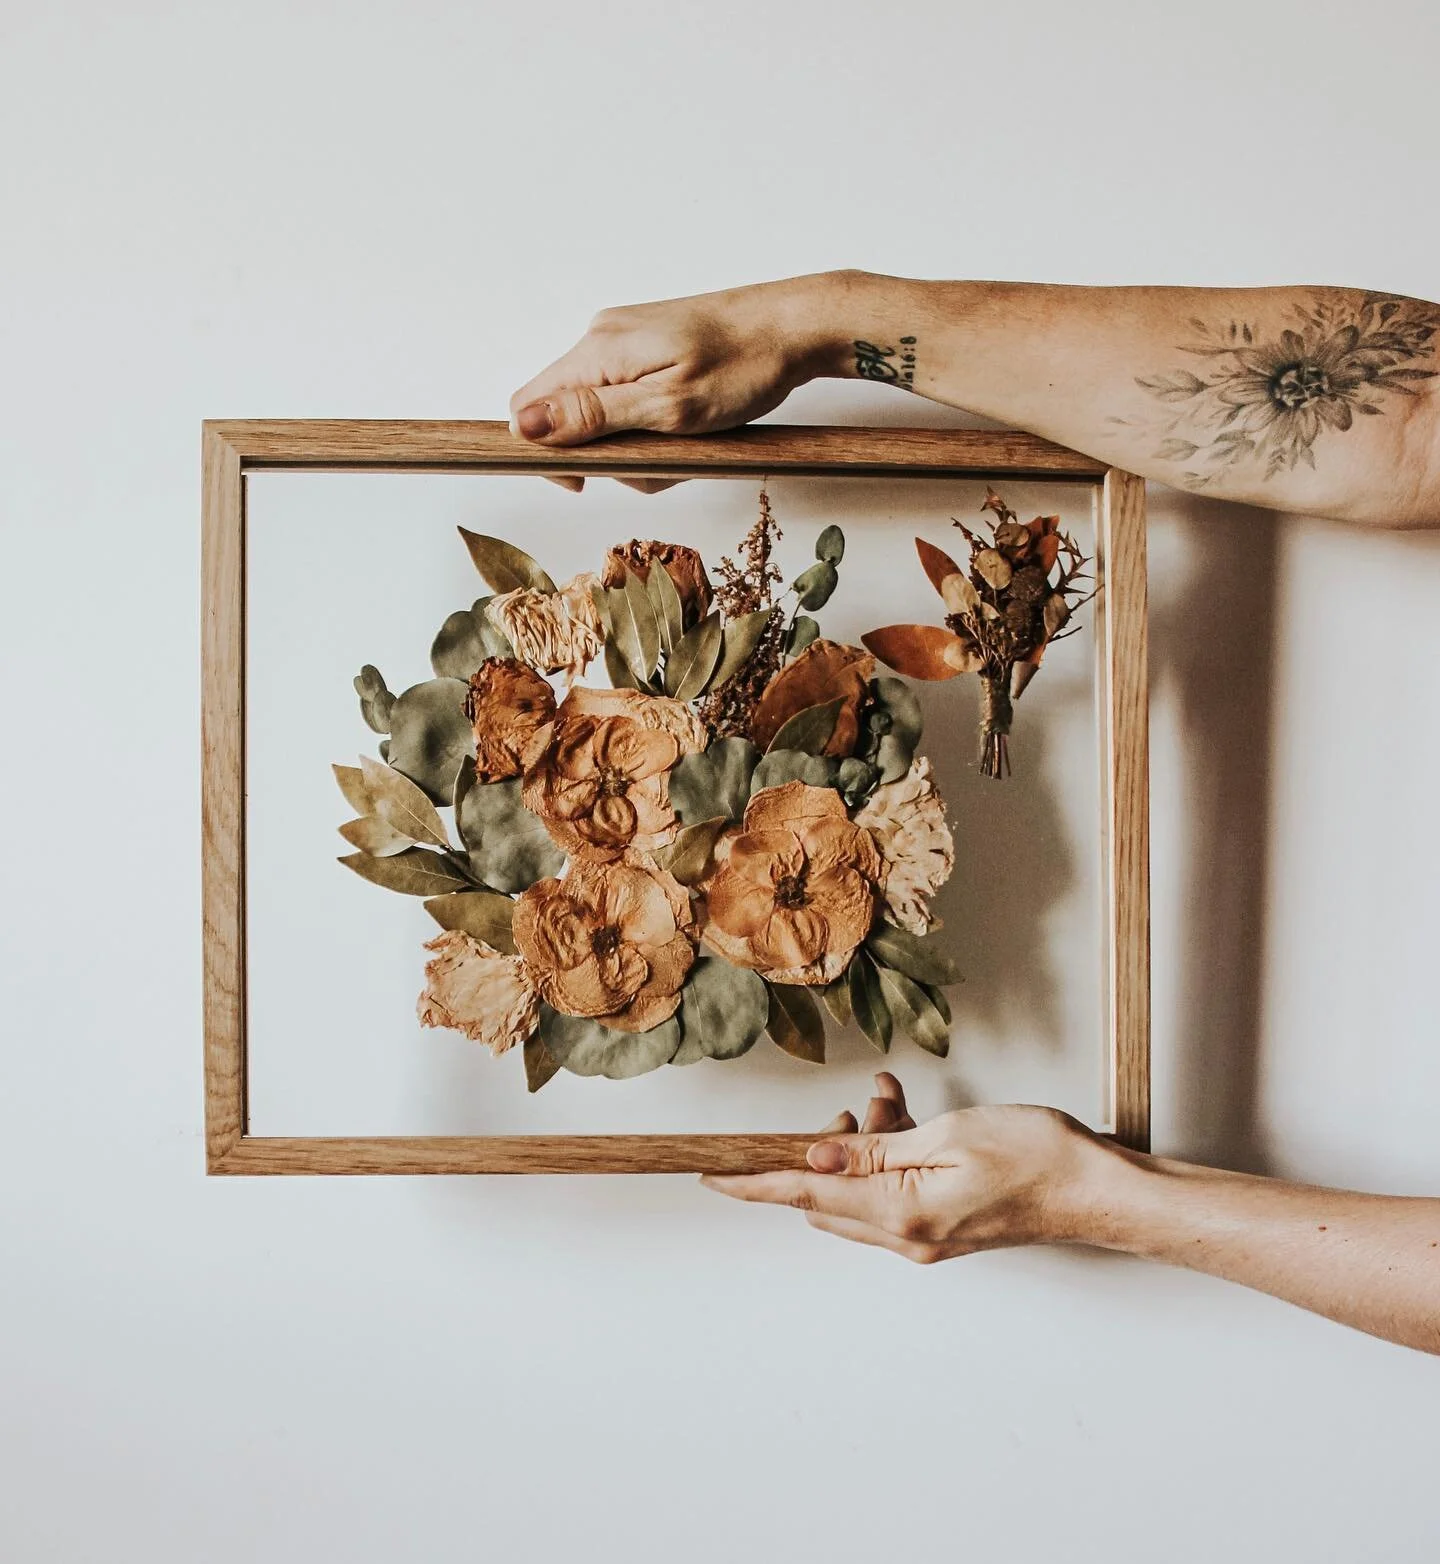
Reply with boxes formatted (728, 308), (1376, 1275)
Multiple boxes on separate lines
(332, 763), (373, 816)
(1042, 593), (1070, 638)
(338, 849), (472, 897)
(766, 984), (827, 1064)
(338, 815), (411, 856)
(1011, 660), (1041, 698)
(358, 754), (449, 848)
(457, 528), (557, 594)
(524, 1033), (562, 1092)
(424, 890), (518, 954)
(915, 537), (966, 596)
(652, 816), (730, 886)
(861, 625), (975, 680)
(751, 639), (874, 755)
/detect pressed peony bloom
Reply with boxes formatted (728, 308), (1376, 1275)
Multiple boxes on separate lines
(465, 657), (557, 781)
(514, 861), (695, 1032)
(703, 781), (882, 986)
(602, 540), (712, 622)
(487, 572), (604, 681)
(523, 688), (703, 862)
(416, 930), (539, 1053)
(854, 755), (954, 935)
(751, 639), (875, 757)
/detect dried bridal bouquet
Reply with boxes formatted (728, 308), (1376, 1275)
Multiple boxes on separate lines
(333, 495), (961, 1089)
(862, 489), (1090, 778)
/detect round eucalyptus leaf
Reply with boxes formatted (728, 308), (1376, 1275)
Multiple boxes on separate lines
(836, 757), (879, 807)
(386, 678), (475, 804)
(792, 560), (839, 611)
(749, 749), (838, 795)
(430, 609), (489, 680)
(458, 777), (564, 893)
(669, 739), (759, 825)
(674, 957), (768, 1063)
(786, 615), (821, 658)
(538, 1005), (681, 1078)
(815, 524), (846, 564)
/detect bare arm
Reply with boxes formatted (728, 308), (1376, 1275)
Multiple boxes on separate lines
(510, 270), (1440, 525)
(704, 1077), (1440, 1355)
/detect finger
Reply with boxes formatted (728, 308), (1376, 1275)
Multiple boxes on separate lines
(700, 1169), (899, 1227)
(818, 1109), (860, 1136)
(805, 1117), (943, 1177)
(511, 382), (660, 446)
(866, 1071), (916, 1132)
(545, 475), (585, 493)
(804, 1211), (930, 1262)
(616, 477), (681, 495)
(861, 1094), (906, 1135)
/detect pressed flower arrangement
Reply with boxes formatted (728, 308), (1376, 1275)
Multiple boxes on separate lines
(333, 496), (964, 1088)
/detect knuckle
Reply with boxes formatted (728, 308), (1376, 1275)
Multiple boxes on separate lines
(569, 386), (607, 436)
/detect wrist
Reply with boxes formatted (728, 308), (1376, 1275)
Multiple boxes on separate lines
(752, 270), (896, 383)
(1041, 1122), (1157, 1248)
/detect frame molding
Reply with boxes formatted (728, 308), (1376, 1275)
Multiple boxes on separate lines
(202, 421), (1149, 1174)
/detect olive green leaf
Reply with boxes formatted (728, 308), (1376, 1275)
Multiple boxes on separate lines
(339, 848), (472, 897)
(749, 749), (839, 795)
(430, 598), (512, 679)
(354, 665), (395, 734)
(623, 569), (661, 681)
(785, 615), (821, 658)
(457, 527), (556, 594)
(385, 678), (475, 804)
(835, 757), (879, 807)
(866, 922), (963, 987)
(457, 776), (564, 894)
(338, 815), (411, 856)
(652, 816), (729, 886)
(766, 982), (827, 1064)
(821, 972), (854, 1026)
(357, 753), (449, 848)
(707, 606), (777, 692)
(848, 952), (893, 1053)
(875, 965), (950, 1057)
(792, 559), (839, 611)
(669, 738), (760, 824)
(647, 562), (685, 652)
(332, 762), (372, 816)
(524, 1033), (562, 1093)
(868, 676), (924, 783)
(921, 981), (952, 1025)
(671, 957), (769, 1065)
(815, 524), (845, 564)
(604, 637), (640, 690)
(423, 889), (518, 954)
(663, 611), (722, 701)
(538, 1005), (681, 1078)
(767, 697), (843, 757)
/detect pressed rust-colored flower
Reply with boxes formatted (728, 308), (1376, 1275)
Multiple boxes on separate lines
(854, 755), (954, 935)
(465, 657), (557, 782)
(523, 688), (703, 862)
(416, 930), (539, 1053)
(703, 781), (882, 986)
(602, 540), (712, 623)
(514, 861), (695, 1032)
(751, 639), (875, 757)
(487, 571), (604, 681)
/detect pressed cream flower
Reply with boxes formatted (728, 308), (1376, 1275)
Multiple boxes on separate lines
(487, 572), (604, 681)
(854, 755), (953, 935)
(416, 930), (539, 1053)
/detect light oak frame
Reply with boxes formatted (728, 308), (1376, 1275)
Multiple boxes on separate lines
(203, 421), (1150, 1174)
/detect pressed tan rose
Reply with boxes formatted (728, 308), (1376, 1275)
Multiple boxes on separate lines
(602, 540), (712, 622)
(514, 861), (695, 1032)
(523, 688), (703, 862)
(854, 755), (954, 935)
(487, 572), (604, 681)
(416, 930), (539, 1053)
(703, 781), (882, 985)
(465, 658), (557, 781)
(751, 640), (875, 757)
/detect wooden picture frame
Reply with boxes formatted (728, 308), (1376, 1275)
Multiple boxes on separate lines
(203, 421), (1150, 1174)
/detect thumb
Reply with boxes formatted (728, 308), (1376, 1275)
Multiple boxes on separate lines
(806, 1120), (939, 1177)
(511, 382), (657, 446)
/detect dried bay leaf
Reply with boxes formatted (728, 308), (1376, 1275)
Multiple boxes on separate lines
(652, 816), (729, 886)
(876, 965), (950, 1057)
(821, 973), (854, 1026)
(358, 753), (449, 848)
(604, 637), (640, 690)
(664, 610), (722, 701)
(524, 1033), (561, 1092)
(332, 763), (372, 816)
(457, 527), (556, 594)
(647, 559), (685, 651)
(766, 697), (844, 756)
(424, 889), (518, 954)
(708, 606), (777, 692)
(915, 537), (966, 595)
(620, 568), (660, 681)
(866, 922), (962, 987)
(848, 952), (892, 1054)
(861, 624), (977, 680)
(338, 815), (411, 856)
(339, 848), (471, 897)
(765, 983), (826, 1064)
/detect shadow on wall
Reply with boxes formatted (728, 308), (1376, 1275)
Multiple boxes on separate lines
(1152, 494), (1279, 1174)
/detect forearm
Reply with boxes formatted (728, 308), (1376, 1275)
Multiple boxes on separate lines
(779, 270), (1440, 526)
(1072, 1142), (1440, 1353)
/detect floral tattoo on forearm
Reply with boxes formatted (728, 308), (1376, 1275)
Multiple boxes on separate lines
(1128, 292), (1438, 486)
(854, 336), (918, 390)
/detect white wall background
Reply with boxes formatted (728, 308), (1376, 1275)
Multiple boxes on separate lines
(3, 1), (1439, 1559)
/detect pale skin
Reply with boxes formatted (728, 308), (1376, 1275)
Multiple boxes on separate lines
(509, 270), (1440, 1354)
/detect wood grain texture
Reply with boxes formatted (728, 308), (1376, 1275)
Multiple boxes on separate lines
(1100, 470), (1152, 1152)
(204, 419), (1108, 480)
(202, 427), (247, 1166)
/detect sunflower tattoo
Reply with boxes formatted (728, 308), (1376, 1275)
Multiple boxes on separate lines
(1133, 291), (1439, 486)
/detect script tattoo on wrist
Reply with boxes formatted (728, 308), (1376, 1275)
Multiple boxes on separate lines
(854, 336), (918, 390)
(1125, 290), (1439, 488)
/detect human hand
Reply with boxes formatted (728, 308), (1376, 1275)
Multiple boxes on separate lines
(703, 1074), (1111, 1263)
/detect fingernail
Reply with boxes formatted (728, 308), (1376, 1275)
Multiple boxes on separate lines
(516, 401), (553, 440)
(807, 1141), (848, 1173)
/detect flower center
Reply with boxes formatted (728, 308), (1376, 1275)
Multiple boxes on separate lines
(591, 925), (621, 957)
(773, 872), (809, 909)
(1270, 361), (1331, 410)
(596, 768), (630, 797)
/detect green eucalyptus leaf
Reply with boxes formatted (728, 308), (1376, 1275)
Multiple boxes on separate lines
(673, 958), (769, 1064)
(458, 777), (565, 894)
(848, 952), (892, 1053)
(669, 739), (760, 825)
(835, 757), (879, 807)
(815, 524), (845, 564)
(821, 972), (854, 1026)
(792, 559), (839, 611)
(866, 922), (963, 987)
(749, 750), (839, 795)
(652, 816), (729, 886)
(868, 677), (924, 783)
(876, 965), (950, 1057)
(473, 597), (515, 657)
(333, 763), (372, 816)
(423, 890), (518, 954)
(430, 608), (489, 680)
(457, 527), (556, 593)
(386, 678), (475, 804)
(647, 563), (685, 653)
(358, 753), (450, 848)
(524, 1033), (562, 1092)
(786, 615), (821, 658)
(765, 983), (827, 1064)
(538, 1005), (681, 1078)
(767, 697), (843, 757)
(354, 665), (395, 734)
(707, 606), (777, 692)
(339, 848), (471, 897)
(664, 611), (722, 701)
